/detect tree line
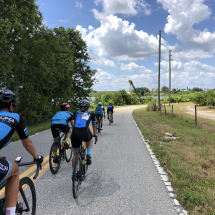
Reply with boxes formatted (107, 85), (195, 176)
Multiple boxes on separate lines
(0, 0), (96, 125)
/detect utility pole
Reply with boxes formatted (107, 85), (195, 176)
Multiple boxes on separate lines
(158, 30), (162, 111)
(169, 50), (172, 107)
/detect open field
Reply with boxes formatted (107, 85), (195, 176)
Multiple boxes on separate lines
(133, 103), (215, 214)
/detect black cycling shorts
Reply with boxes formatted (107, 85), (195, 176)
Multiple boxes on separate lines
(107, 109), (113, 114)
(51, 124), (70, 138)
(71, 128), (92, 149)
(0, 159), (12, 183)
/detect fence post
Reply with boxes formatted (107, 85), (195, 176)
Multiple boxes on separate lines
(172, 104), (173, 115)
(195, 105), (197, 126)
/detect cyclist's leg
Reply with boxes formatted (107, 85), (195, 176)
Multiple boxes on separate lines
(100, 112), (104, 128)
(61, 124), (71, 149)
(85, 128), (93, 164)
(51, 124), (60, 144)
(71, 129), (81, 176)
(4, 160), (19, 215)
(111, 111), (113, 121)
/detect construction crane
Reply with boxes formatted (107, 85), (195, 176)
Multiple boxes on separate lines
(128, 80), (140, 97)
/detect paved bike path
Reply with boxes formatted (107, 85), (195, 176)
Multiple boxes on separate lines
(34, 105), (177, 215)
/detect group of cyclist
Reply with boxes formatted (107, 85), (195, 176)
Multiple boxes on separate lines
(0, 89), (114, 215)
(51, 100), (114, 178)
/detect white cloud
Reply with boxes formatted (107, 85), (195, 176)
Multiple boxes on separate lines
(76, 2), (83, 9)
(120, 62), (153, 73)
(91, 56), (117, 69)
(58, 19), (69, 22)
(93, 0), (151, 17)
(155, 60), (215, 73)
(76, 15), (159, 61)
(93, 68), (157, 91)
(158, 0), (215, 53)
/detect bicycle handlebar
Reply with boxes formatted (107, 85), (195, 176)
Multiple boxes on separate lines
(17, 161), (42, 180)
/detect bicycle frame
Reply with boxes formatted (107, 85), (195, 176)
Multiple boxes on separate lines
(0, 157), (41, 214)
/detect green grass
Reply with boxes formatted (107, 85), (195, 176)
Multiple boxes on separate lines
(11, 120), (51, 142)
(133, 106), (215, 214)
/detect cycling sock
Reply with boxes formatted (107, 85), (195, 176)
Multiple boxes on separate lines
(6, 207), (16, 215)
(101, 124), (103, 128)
(72, 168), (74, 175)
(87, 147), (92, 156)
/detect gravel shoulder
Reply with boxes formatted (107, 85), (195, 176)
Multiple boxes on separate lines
(186, 105), (215, 121)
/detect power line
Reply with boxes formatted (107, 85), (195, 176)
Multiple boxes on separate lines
(168, 0), (193, 35)
(172, 0), (186, 19)
(170, 3), (208, 46)
(170, 0), (180, 19)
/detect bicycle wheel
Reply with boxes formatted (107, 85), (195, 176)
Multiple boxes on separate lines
(16, 177), (36, 215)
(73, 154), (82, 199)
(49, 141), (61, 174)
(0, 198), (6, 215)
(97, 118), (101, 134)
(84, 152), (88, 175)
(65, 145), (73, 162)
(109, 113), (111, 126)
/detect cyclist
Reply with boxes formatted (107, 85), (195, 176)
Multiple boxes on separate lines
(71, 100), (98, 178)
(107, 103), (114, 123)
(0, 89), (43, 215)
(95, 102), (105, 129)
(51, 103), (73, 150)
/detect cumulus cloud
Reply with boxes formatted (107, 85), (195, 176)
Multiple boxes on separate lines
(76, 15), (159, 61)
(93, 69), (157, 91)
(120, 62), (153, 73)
(158, 0), (215, 53)
(91, 56), (117, 69)
(93, 0), (151, 17)
(76, 2), (83, 9)
(154, 60), (215, 73)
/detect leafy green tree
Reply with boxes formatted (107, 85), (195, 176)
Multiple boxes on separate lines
(161, 86), (169, 94)
(136, 87), (150, 96)
(192, 87), (203, 92)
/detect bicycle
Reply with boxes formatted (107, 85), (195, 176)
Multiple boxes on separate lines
(96, 116), (101, 134)
(108, 111), (112, 126)
(72, 136), (97, 199)
(49, 128), (72, 174)
(0, 156), (41, 215)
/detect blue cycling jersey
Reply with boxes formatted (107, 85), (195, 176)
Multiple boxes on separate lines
(107, 105), (113, 109)
(95, 106), (105, 112)
(74, 111), (96, 128)
(51, 111), (73, 125)
(0, 111), (28, 150)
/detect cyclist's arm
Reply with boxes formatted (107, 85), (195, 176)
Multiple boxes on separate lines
(22, 137), (38, 159)
(71, 120), (75, 128)
(70, 113), (75, 128)
(16, 115), (38, 159)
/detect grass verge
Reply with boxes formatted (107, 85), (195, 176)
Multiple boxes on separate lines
(11, 120), (51, 142)
(133, 106), (215, 215)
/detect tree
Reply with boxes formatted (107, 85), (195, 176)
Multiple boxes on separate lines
(192, 87), (203, 92)
(136, 87), (150, 96)
(161, 86), (169, 93)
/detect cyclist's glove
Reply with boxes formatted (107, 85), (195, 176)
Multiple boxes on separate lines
(34, 155), (43, 164)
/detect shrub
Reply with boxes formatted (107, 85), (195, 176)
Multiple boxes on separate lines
(146, 98), (157, 111)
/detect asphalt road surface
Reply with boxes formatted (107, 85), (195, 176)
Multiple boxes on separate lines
(2, 105), (178, 215)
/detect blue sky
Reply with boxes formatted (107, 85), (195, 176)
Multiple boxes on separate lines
(36, 0), (215, 91)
